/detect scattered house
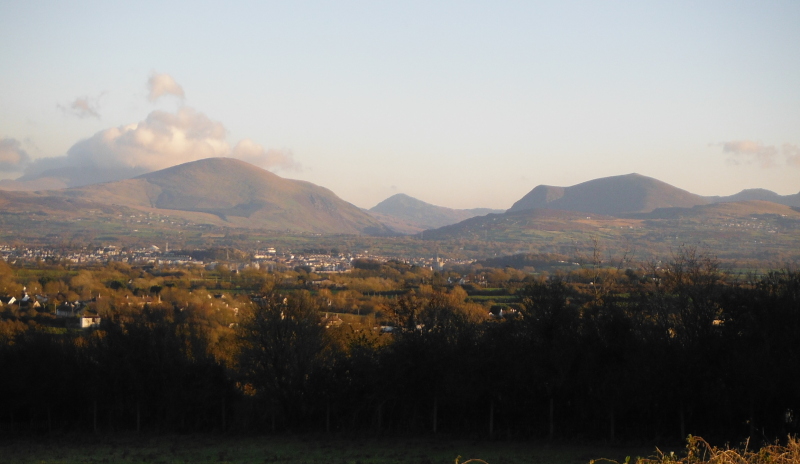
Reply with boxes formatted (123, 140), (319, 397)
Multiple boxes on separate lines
(321, 313), (343, 328)
(0, 291), (48, 309)
(81, 313), (101, 328)
(18, 293), (41, 309)
(489, 307), (519, 319)
(55, 301), (101, 328)
(56, 301), (84, 317)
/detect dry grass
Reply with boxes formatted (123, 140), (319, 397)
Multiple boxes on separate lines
(593, 436), (800, 464)
(0, 434), (650, 464)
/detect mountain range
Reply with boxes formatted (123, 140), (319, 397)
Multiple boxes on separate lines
(508, 173), (800, 215)
(0, 158), (392, 235)
(367, 194), (502, 234)
(706, 188), (800, 207)
(0, 159), (797, 239)
(508, 173), (708, 215)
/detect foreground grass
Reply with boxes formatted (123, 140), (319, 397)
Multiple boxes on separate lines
(594, 436), (800, 464)
(0, 434), (654, 464)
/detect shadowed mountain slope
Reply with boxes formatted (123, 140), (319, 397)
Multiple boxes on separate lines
(368, 193), (502, 234)
(418, 208), (620, 241)
(508, 173), (709, 215)
(419, 200), (800, 265)
(706, 188), (800, 207)
(11, 158), (393, 235)
(635, 200), (800, 219)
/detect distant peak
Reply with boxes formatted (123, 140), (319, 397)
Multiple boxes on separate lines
(509, 172), (707, 214)
(739, 188), (778, 194)
(371, 193), (431, 211)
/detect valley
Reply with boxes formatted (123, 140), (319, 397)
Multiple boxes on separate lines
(0, 159), (797, 268)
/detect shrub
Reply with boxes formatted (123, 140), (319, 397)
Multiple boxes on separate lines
(593, 436), (800, 464)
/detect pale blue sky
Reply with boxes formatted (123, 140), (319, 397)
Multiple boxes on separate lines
(1, 1), (799, 208)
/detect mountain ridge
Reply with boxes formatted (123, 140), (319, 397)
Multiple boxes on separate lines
(1, 160), (798, 237)
(4, 158), (393, 235)
(705, 188), (800, 207)
(367, 193), (503, 234)
(508, 173), (710, 215)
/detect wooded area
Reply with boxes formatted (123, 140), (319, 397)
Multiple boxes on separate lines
(0, 250), (798, 444)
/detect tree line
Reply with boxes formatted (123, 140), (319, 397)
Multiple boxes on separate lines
(0, 251), (798, 444)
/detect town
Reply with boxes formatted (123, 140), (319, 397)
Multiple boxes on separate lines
(0, 244), (469, 273)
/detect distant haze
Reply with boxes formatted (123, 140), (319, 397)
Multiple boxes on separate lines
(369, 193), (503, 233)
(1, 2), (799, 208)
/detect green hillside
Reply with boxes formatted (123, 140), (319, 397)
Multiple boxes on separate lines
(421, 202), (800, 263)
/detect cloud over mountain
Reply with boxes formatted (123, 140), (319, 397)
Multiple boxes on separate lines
(147, 73), (185, 101)
(721, 140), (800, 168)
(0, 73), (296, 190)
(722, 140), (777, 168)
(232, 139), (300, 172)
(0, 138), (31, 172)
(10, 107), (297, 189)
(784, 144), (800, 167)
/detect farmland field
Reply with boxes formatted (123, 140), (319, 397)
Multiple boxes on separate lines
(0, 434), (659, 464)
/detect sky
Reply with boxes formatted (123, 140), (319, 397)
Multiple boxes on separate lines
(1, 1), (799, 209)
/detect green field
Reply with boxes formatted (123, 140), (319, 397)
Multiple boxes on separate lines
(0, 435), (660, 464)
(2, 197), (800, 267)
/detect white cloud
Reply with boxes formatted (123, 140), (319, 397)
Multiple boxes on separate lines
(67, 107), (228, 171)
(722, 140), (778, 168)
(0, 137), (31, 172)
(13, 107), (296, 188)
(147, 73), (185, 102)
(720, 140), (800, 169)
(3, 75), (295, 190)
(232, 139), (300, 172)
(59, 96), (101, 119)
(783, 143), (800, 168)
(19, 107), (227, 187)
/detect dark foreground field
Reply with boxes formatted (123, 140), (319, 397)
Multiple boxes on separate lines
(0, 434), (658, 464)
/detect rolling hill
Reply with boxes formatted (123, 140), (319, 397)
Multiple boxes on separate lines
(368, 193), (503, 234)
(635, 200), (800, 219)
(705, 188), (800, 207)
(1, 158), (393, 235)
(0, 162), (797, 262)
(419, 200), (800, 262)
(508, 173), (709, 215)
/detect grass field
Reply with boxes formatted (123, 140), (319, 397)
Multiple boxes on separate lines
(0, 434), (660, 464)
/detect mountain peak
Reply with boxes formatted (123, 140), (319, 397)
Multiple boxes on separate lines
(706, 188), (800, 207)
(137, 157), (280, 182)
(369, 193), (502, 233)
(371, 193), (432, 212)
(60, 157), (392, 234)
(508, 173), (708, 215)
